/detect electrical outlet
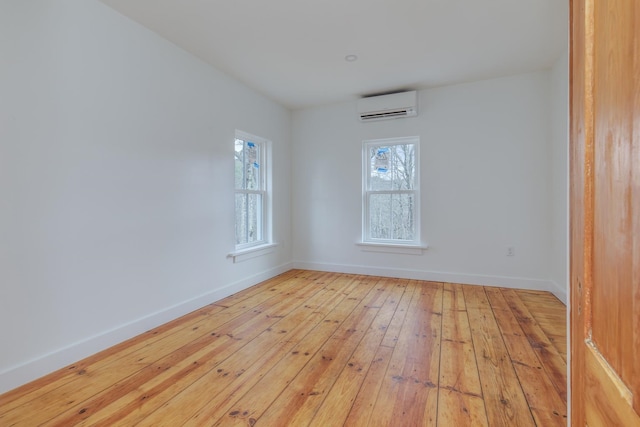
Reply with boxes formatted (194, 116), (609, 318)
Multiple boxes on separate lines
(507, 246), (515, 257)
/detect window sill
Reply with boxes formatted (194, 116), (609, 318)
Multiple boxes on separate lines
(356, 242), (429, 255)
(228, 243), (278, 263)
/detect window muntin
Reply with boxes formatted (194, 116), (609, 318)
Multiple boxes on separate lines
(363, 138), (419, 245)
(235, 133), (268, 249)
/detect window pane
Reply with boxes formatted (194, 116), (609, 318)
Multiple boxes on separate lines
(235, 193), (248, 245)
(235, 139), (245, 189)
(369, 193), (392, 239)
(392, 193), (415, 240)
(369, 193), (415, 241)
(247, 142), (261, 190)
(247, 193), (262, 243)
(369, 144), (415, 191)
(235, 139), (261, 191)
(236, 193), (262, 245)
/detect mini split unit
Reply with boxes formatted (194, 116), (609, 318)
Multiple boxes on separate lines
(357, 90), (418, 122)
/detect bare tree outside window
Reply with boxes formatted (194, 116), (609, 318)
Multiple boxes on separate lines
(364, 138), (419, 244)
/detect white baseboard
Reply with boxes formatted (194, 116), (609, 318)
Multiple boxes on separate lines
(0, 262), (293, 395)
(548, 280), (568, 305)
(293, 261), (565, 302)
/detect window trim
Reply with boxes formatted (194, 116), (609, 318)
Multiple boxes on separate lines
(362, 136), (421, 246)
(228, 242), (278, 263)
(356, 241), (429, 255)
(234, 130), (271, 252)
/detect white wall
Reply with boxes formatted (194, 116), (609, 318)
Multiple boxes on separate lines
(292, 72), (563, 297)
(0, 0), (569, 394)
(0, 0), (292, 393)
(549, 51), (569, 301)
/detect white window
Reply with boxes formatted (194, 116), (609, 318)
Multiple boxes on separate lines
(363, 137), (420, 245)
(235, 131), (269, 250)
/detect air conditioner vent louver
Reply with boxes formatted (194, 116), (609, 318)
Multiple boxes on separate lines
(357, 91), (418, 122)
(360, 110), (412, 120)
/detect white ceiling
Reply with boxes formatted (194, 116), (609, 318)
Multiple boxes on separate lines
(99, 0), (568, 110)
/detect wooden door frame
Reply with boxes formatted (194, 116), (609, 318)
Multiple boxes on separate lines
(569, 0), (591, 424)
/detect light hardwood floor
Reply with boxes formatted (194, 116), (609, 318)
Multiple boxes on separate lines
(0, 270), (567, 426)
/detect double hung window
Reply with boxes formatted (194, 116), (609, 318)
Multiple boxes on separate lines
(235, 131), (268, 249)
(363, 137), (420, 245)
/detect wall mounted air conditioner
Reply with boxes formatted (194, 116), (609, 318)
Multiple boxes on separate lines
(357, 90), (418, 122)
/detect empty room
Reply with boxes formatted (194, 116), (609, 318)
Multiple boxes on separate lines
(1, 0), (639, 426)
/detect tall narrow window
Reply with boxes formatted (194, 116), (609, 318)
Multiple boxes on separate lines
(363, 137), (420, 245)
(235, 131), (269, 249)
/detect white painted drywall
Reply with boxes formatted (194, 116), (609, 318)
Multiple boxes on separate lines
(549, 51), (569, 303)
(292, 72), (561, 296)
(0, 0), (292, 393)
(0, 0), (569, 395)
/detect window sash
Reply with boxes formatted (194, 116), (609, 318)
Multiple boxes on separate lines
(366, 143), (416, 191)
(235, 190), (265, 248)
(364, 191), (418, 242)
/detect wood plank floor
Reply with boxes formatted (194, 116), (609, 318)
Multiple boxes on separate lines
(0, 270), (567, 426)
